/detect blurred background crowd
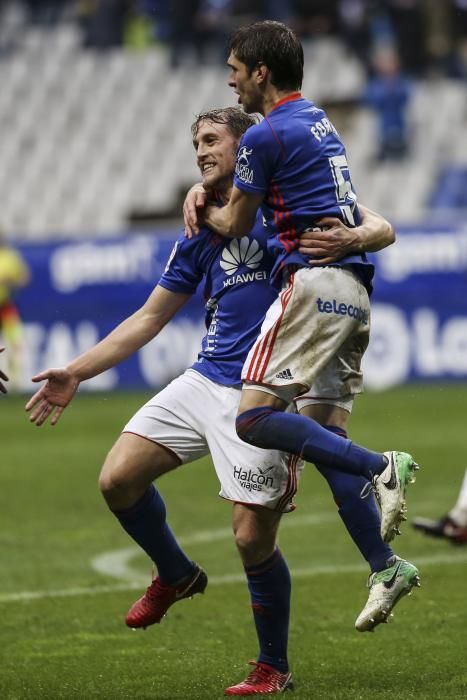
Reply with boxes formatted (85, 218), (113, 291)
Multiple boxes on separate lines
(1, 1), (466, 74)
(0, 0), (465, 237)
(0, 0), (467, 77)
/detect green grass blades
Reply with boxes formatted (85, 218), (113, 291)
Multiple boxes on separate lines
(1, 386), (467, 699)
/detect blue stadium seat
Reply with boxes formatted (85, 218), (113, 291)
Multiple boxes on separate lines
(429, 167), (467, 209)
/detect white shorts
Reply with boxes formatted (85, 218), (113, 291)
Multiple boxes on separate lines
(123, 369), (303, 512)
(242, 266), (370, 405)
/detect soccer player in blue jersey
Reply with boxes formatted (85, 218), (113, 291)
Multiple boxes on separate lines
(413, 470), (467, 544)
(0, 346), (8, 393)
(185, 20), (420, 550)
(27, 108), (414, 696)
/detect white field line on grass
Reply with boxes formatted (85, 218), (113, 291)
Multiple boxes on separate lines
(1, 513), (467, 604)
(91, 512), (337, 583)
(2, 552), (467, 604)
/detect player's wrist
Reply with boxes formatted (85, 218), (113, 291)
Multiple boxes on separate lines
(64, 363), (86, 383)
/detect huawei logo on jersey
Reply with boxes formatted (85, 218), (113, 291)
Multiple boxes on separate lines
(220, 237), (263, 275)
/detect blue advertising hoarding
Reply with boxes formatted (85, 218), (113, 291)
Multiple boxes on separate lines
(11, 223), (467, 392)
(363, 223), (467, 389)
(14, 233), (205, 392)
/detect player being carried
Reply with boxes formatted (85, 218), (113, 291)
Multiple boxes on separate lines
(27, 107), (419, 697)
(184, 20), (420, 548)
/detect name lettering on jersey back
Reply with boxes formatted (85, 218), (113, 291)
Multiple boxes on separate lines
(223, 270), (268, 288)
(310, 117), (338, 143)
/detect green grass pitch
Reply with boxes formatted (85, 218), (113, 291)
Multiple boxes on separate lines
(1, 385), (466, 699)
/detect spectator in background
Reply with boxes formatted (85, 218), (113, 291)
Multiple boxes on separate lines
(362, 44), (412, 161)
(23, 0), (69, 26)
(445, 0), (467, 77)
(413, 470), (467, 544)
(0, 230), (30, 390)
(162, 0), (218, 67)
(153, 0), (295, 67)
(0, 347), (8, 394)
(338, 0), (372, 66)
(77, 0), (131, 49)
(383, 0), (426, 76)
(290, 0), (338, 37)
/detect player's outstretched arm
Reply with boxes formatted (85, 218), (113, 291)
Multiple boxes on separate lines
(25, 368), (80, 426)
(0, 347), (8, 394)
(298, 204), (395, 264)
(25, 287), (191, 426)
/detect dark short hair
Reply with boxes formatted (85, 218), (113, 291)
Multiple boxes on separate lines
(228, 20), (303, 91)
(191, 107), (256, 141)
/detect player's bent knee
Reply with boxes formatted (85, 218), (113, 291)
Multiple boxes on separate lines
(235, 406), (275, 445)
(98, 443), (139, 502)
(234, 527), (276, 565)
(98, 458), (132, 501)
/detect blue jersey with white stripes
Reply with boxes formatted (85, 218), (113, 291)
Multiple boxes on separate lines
(158, 213), (277, 386)
(233, 93), (374, 290)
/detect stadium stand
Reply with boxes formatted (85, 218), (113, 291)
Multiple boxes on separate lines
(0, 7), (465, 238)
(430, 167), (467, 211)
(347, 79), (467, 221)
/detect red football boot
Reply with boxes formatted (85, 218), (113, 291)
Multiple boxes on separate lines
(225, 662), (294, 696)
(125, 563), (207, 629)
(412, 515), (467, 544)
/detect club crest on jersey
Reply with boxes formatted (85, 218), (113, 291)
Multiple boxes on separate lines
(237, 146), (253, 165)
(236, 146), (254, 184)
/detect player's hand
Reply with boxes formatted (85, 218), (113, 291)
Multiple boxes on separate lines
(25, 368), (80, 426)
(298, 217), (359, 264)
(183, 184), (207, 238)
(0, 347), (8, 394)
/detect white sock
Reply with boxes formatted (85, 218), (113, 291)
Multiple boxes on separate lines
(449, 470), (467, 527)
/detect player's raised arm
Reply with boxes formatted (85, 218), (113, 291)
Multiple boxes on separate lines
(25, 286), (191, 426)
(298, 204), (395, 264)
(0, 347), (8, 394)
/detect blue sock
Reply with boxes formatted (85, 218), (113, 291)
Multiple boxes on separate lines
(317, 426), (394, 573)
(113, 485), (194, 585)
(245, 549), (290, 673)
(236, 407), (386, 480)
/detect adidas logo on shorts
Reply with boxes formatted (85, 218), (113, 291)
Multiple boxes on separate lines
(276, 368), (294, 380)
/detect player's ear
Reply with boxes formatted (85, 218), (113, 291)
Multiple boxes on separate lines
(255, 63), (269, 84)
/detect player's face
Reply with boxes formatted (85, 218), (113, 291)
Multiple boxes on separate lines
(227, 52), (263, 114)
(193, 120), (238, 191)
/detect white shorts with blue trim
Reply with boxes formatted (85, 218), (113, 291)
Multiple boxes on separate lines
(123, 369), (303, 512)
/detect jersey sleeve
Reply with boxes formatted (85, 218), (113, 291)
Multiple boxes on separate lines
(158, 233), (204, 295)
(233, 124), (279, 195)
